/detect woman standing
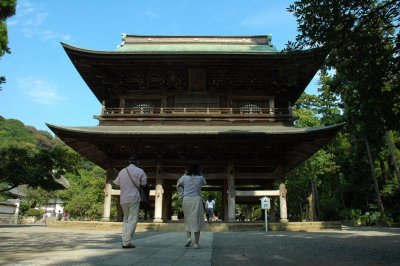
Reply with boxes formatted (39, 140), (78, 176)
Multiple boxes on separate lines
(177, 161), (206, 249)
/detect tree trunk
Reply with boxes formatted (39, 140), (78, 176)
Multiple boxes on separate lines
(379, 159), (388, 183)
(307, 193), (313, 221)
(385, 131), (400, 185)
(299, 202), (303, 221)
(340, 190), (346, 210)
(312, 182), (319, 221)
(365, 137), (385, 216)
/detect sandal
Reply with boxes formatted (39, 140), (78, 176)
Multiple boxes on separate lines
(185, 238), (192, 247)
(122, 243), (136, 249)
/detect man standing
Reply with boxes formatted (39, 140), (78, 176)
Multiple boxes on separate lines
(114, 155), (147, 249)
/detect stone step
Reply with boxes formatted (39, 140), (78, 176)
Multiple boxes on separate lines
(47, 220), (342, 232)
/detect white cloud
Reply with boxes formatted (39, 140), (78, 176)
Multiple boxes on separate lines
(143, 10), (159, 19)
(17, 76), (65, 106)
(241, 9), (294, 27)
(10, 0), (72, 43)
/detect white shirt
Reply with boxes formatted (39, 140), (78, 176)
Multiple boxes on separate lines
(206, 199), (215, 209)
(114, 164), (147, 204)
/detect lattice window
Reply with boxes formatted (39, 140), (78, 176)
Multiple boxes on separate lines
(133, 103), (154, 114)
(240, 104), (262, 114)
(175, 95), (219, 108)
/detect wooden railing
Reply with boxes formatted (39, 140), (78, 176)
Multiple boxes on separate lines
(101, 107), (291, 116)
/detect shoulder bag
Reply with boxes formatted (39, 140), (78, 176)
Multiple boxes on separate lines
(125, 168), (149, 209)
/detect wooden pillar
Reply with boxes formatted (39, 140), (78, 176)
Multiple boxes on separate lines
(227, 162), (236, 222)
(102, 167), (115, 221)
(279, 182), (288, 223)
(153, 161), (164, 222)
(223, 179), (228, 222)
(162, 184), (171, 221)
(270, 198), (276, 222)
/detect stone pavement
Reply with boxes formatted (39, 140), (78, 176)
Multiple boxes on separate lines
(1, 224), (400, 265)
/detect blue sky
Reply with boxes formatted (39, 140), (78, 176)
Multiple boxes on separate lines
(1, 0), (319, 132)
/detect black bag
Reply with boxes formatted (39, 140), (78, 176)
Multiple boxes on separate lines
(139, 184), (149, 210)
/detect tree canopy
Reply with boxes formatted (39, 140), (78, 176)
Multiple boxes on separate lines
(0, 116), (82, 192)
(285, 0), (400, 224)
(0, 0), (16, 89)
(288, 0), (400, 132)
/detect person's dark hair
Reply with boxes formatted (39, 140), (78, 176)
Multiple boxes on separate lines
(208, 195), (213, 201)
(129, 155), (137, 165)
(185, 161), (201, 175)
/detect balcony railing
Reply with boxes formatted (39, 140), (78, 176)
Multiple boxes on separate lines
(100, 107), (291, 116)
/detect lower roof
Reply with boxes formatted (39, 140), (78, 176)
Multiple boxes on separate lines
(47, 123), (345, 175)
(47, 124), (343, 135)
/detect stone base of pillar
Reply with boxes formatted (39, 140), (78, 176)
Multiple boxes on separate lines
(280, 218), (289, 223)
(101, 218), (110, 222)
(227, 218), (236, 222)
(153, 218), (163, 223)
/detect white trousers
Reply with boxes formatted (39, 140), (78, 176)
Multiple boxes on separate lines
(121, 201), (140, 246)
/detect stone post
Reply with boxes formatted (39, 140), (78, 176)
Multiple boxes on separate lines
(269, 98), (275, 114)
(101, 100), (106, 115)
(102, 167), (115, 221)
(227, 162), (236, 222)
(153, 161), (164, 222)
(279, 182), (288, 223)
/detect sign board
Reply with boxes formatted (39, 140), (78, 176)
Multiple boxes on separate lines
(260, 196), (270, 210)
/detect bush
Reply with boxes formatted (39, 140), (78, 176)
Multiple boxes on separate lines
(19, 201), (31, 216)
(339, 208), (362, 221)
(359, 212), (378, 225)
(25, 208), (44, 218)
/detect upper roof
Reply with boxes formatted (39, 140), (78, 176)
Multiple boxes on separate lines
(62, 35), (328, 105)
(116, 34), (278, 53)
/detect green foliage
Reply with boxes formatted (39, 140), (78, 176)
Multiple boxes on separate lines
(59, 167), (108, 220)
(23, 186), (58, 208)
(19, 201), (31, 216)
(0, 0), (16, 89)
(25, 208), (44, 218)
(0, 116), (81, 193)
(339, 208), (362, 221)
(360, 211), (383, 226)
(285, 0), (400, 225)
(288, 0), (400, 132)
(171, 191), (182, 214)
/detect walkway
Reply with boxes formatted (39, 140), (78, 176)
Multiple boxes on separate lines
(0, 225), (399, 265)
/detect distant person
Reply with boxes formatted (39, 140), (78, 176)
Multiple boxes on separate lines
(63, 210), (69, 221)
(205, 195), (216, 223)
(42, 213), (48, 227)
(177, 161), (206, 249)
(114, 155), (147, 249)
(57, 210), (62, 221)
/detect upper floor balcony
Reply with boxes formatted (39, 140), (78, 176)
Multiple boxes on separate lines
(94, 104), (294, 125)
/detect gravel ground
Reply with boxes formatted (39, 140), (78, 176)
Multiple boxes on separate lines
(212, 226), (400, 265)
(1, 224), (399, 265)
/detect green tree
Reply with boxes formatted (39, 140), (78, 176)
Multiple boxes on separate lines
(288, 0), (400, 220)
(0, 116), (81, 192)
(0, 0), (16, 89)
(23, 186), (58, 209)
(59, 167), (109, 220)
(288, 96), (342, 221)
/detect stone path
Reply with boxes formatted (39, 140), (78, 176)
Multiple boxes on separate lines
(1, 225), (399, 265)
